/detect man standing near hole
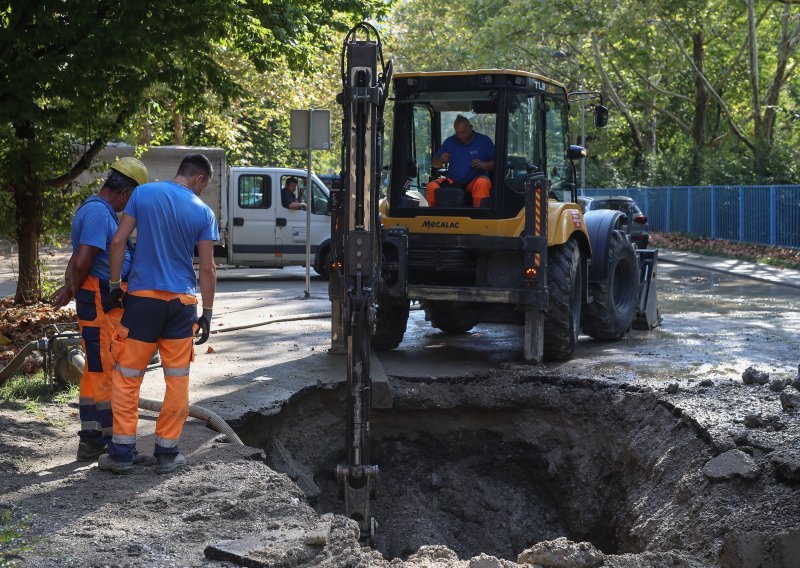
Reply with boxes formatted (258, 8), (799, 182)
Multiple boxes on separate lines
(100, 153), (218, 475)
(51, 157), (149, 462)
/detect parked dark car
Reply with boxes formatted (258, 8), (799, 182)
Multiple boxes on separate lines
(577, 195), (650, 248)
(317, 173), (341, 191)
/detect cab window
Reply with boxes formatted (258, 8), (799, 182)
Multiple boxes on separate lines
(279, 175), (329, 214)
(544, 99), (570, 200)
(238, 175), (270, 208)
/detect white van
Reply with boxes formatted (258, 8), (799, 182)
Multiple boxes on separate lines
(77, 145), (334, 277)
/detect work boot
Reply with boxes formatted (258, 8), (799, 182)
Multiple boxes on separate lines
(97, 453), (133, 475)
(156, 453), (186, 474)
(133, 450), (157, 467)
(76, 440), (107, 462)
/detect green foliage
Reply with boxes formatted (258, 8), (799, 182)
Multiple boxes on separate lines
(0, 370), (77, 407)
(385, 0), (800, 188)
(0, 506), (34, 567)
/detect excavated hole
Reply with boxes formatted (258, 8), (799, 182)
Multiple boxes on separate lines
(235, 375), (711, 561)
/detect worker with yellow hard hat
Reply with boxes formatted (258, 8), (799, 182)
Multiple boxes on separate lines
(52, 156), (149, 462)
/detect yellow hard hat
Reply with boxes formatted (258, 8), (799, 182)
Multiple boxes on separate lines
(110, 157), (149, 186)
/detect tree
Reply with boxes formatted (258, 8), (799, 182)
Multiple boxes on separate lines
(0, 0), (385, 303)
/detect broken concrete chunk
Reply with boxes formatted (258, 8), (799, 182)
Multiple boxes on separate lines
(703, 449), (760, 481)
(517, 537), (605, 568)
(407, 545), (461, 563)
(699, 378), (714, 387)
(769, 450), (800, 484)
(467, 552), (515, 568)
(742, 366), (769, 385)
(665, 382), (679, 394)
(769, 378), (788, 392)
(743, 414), (763, 428)
(779, 386), (800, 411)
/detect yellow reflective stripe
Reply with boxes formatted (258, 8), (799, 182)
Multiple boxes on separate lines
(155, 436), (179, 448)
(96, 400), (112, 411)
(81, 421), (101, 431)
(79, 397), (96, 405)
(112, 435), (137, 445)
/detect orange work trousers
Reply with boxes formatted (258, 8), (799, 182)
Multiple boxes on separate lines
(75, 276), (125, 446)
(107, 290), (197, 462)
(426, 176), (491, 208)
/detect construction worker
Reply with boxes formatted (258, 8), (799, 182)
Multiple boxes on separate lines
(51, 157), (149, 461)
(100, 153), (218, 475)
(426, 114), (494, 208)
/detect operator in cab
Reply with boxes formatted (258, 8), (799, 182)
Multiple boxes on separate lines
(426, 115), (494, 208)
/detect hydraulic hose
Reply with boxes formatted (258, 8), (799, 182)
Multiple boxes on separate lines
(63, 350), (243, 445)
(139, 397), (243, 446)
(0, 341), (38, 386)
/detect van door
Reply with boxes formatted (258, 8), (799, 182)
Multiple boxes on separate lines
(229, 170), (279, 266)
(275, 174), (330, 265)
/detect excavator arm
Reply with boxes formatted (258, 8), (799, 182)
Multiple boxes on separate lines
(330, 22), (392, 543)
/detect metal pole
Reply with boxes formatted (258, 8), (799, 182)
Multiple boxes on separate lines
(579, 67), (585, 193)
(305, 108), (313, 299)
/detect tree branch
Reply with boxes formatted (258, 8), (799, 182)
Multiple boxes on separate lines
(44, 110), (129, 188)
(590, 34), (646, 152)
(658, 15), (755, 151)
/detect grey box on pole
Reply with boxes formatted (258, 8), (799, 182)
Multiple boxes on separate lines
(290, 109), (331, 150)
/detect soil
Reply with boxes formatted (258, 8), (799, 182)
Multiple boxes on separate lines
(0, 299), (76, 372)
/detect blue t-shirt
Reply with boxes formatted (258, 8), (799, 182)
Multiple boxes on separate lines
(124, 181), (219, 295)
(71, 196), (132, 281)
(436, 131), (495, 185)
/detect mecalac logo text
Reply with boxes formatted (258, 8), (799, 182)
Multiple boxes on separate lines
(421, 220), (460, 229)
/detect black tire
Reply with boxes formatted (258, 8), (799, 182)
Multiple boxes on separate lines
(543, 239), (582, 360)
(372, 297), (409, 350)
(314, 247), (331, 280)
(423, 301), (478, 334)
(581, 230), (639, 340)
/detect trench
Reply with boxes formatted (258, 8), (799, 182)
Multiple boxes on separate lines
(234, 374), (713, 561)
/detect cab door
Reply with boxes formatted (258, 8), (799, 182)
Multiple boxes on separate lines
(275, 174), (330, 265)
(229, 170), (280, 266)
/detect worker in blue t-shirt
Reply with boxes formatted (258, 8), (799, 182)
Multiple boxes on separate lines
(426, 114), (495, 208)
(51, 157), (149, 462)
(101, 154), (218, 475)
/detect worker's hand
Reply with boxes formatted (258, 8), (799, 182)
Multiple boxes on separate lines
(108, 282), (125, 311)
(471, 159), (483, 169)
(51, 284), (73, 310)
(195, 307), (212, 345)
(440, 152), (451, 163)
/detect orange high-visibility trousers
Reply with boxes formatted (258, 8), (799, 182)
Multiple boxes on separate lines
(426, 176), (491, 208)
(108, 290), (197, 462)
(75, 276), (125, 447)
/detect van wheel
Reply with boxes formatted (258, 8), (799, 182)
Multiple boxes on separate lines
(372, 297), (409, 350)
(543, 238), (582, 360)
(423, 301), (478, 334)
(581, 230), (639, 339)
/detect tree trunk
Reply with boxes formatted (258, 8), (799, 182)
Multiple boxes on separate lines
(173, 111), (184, 145)
(13, 181), (43, 304)
(690, 31), (708, 185)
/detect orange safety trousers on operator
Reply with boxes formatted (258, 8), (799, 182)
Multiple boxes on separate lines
(426, 176), (491, 208)
(110, 290), (197, 455)
(75, 276), (125, 442)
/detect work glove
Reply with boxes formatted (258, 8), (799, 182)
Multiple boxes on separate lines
(108, 281), (124, 311)
(195, 307), (212, 345)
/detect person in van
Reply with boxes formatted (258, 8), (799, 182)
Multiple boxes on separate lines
(281, 177), (306, 211)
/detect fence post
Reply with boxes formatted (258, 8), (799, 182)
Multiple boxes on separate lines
(770, 186), (776, 245)
(711, 186), (717, 239)
(687, 187), (693, 234)
(739, 186), (745, 242)
(666, 187), (671, 233)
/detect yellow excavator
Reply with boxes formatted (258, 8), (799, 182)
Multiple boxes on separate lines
(329, 22), (659, 543)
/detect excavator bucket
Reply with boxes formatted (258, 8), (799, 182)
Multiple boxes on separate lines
(634, 248), (662, 330)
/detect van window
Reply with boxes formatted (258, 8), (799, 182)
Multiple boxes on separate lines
(280, 175), (329, 215)
(239, 175), (271, 208)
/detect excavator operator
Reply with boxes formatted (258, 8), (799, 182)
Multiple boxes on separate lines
(426, 114), (495, 208)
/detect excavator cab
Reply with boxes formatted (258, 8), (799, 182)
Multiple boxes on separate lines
(386, 71), (576, 220)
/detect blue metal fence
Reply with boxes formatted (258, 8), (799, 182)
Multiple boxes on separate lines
(582, 186), (800, 249)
